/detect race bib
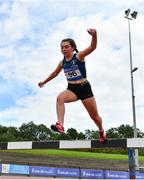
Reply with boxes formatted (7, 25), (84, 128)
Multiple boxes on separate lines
(64, 65), (82, 81)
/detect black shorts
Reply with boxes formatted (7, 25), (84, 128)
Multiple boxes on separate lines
(67, 81), (94, 100)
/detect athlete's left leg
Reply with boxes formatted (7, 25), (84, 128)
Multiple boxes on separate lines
(82, 97), (106, 142)
(82, 97), (103, 130)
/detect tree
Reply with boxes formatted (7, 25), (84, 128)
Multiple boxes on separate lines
(19, 121), (53, 141)
(118, 124), (133, 138)
(0, 122), (144, 142)
(106, 124), (144, 139)
(19, 121), (38, 140)
(50, 132), (70, 140)
(85, 129), (99, 140)
(7, 126), (22, 141)
(77, 132), (86, 140)
(136, 128), (144, 137)
(0, 125), (21, 141)
(36, 124), (52, 141)
(0, 125), (8, 135)
(106, 128), (119, 138)
(66, 128), (78, 140)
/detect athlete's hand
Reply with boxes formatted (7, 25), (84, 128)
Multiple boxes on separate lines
(38, 81), (45, 88)
(87, 28), (96, 36)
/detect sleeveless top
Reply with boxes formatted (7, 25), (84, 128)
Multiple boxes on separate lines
(62, 54), (86, 81)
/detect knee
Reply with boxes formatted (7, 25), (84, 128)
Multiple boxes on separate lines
(57, 95), (64, 104)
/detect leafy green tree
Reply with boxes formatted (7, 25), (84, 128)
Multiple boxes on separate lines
(7, 126), (22, 141)
(0, 125), (8, 135)
(0, 125), (21, 141)
(77, 132), (86, 139)
(107, 124), (144, 139)
(136, 128), (144, 137)
(36, 124), (52, 141)
(85, 129), (99, 140)
(19, 121), (38, 140)
(66, 128), (78, 140)
(0, 122), (144, 142)
(50, 132), (70, 140)
(19, 121), (53, 141)
(106, 128), (119, 138)
(118, 124), (133, 138)
(0, 133), (13, 142)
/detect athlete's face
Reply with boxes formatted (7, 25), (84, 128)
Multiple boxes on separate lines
(61, 41), (74, 56)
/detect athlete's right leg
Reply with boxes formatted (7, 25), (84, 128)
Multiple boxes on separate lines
(51, 89), (77, 133)
(56, 89), (78, 125)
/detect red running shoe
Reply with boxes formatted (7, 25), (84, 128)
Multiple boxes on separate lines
(51, 122), (65, 133)
(99, 129), (106, 143)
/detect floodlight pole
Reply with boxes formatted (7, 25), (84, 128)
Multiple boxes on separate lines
(125, 10), (139, 170)
(128, 18), (137, 139)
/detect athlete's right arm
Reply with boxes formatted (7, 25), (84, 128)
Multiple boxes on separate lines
(38, 61), (63, 88)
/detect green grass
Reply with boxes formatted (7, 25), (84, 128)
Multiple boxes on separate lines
(1, 149), (144, 161)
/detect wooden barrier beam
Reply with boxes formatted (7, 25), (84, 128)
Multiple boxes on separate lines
(0, 138), (144, 150)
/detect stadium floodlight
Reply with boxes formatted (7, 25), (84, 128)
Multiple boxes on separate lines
(124, 9), (139, 170)
(131, 11), (138, 19)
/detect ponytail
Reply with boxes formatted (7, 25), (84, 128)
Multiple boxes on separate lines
(75, 48), (79, 53)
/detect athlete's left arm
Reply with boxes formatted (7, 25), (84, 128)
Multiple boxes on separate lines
(77, 29), (97, 61)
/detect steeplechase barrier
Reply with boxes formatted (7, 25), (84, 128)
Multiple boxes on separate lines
(0, 138), (144, 179)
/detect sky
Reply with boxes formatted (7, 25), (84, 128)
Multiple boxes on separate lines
(0, 0), (144, 133)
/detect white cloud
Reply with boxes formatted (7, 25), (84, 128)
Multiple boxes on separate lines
(0, 2), (30, 46)
(0, 46), (15, 57)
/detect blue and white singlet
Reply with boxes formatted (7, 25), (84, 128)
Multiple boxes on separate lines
(62, 54), (87, 81)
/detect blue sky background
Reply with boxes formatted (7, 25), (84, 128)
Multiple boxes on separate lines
(0, 0), (144, 133)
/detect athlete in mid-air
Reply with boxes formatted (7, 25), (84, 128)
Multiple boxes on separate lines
(38, 28), (106, 143)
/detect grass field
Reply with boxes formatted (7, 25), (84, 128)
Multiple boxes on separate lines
(2, 149), (144, 161)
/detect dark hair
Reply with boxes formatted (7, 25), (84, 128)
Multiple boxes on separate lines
(61, 38), (79, 53)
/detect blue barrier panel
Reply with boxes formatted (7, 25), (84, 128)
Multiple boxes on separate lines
(2, 163), (144, 179)
(104, 170), (129, 179)
(56, 167), (80, 177)
(9, 164), (29, 175)
(136, 172), (144, 179)
(81, 169), (104, 179)
(128, 149), (136, 179)
(29, 166), (56, 176)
